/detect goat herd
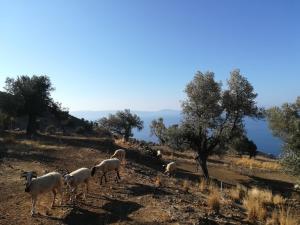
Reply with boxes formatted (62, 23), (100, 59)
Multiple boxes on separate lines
(20, 149), (177, 216)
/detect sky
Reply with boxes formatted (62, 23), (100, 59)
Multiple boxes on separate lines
(0, 0), (299, 111)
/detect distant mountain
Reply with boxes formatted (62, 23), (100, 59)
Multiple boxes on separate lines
(70, 110), (282, 156)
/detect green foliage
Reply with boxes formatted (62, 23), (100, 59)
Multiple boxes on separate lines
(2, 75), (55, 135)
(45, 125), (56, 135)
(0, 112), (11, 131)
(164, 124), (187, 151)
(266, 97), (300, 177)
(150, 118), (167, 144)
(230, 135), (257, 158)
(98, 109), (143, 141)
(167, 69), (262, 179)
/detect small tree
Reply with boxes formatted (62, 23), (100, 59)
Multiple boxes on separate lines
(230, 135), (257, 158)
(150, 117), (167, 144)
(98, 109), (144, 142)
(167, 70), (262, 179)
(3, 76), (55, 136)
(165, 124), (188, 151)
(266, 97), (300, 177)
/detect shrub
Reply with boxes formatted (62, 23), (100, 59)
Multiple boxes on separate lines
(45, 125), (56, 134)
(75, 126), (85, 135)
(95, 127), (112, 138)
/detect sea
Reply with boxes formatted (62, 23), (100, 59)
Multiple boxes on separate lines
(71, 110), (282, 156)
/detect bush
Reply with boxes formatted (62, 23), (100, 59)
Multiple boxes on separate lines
(94, 127), (112, 138)
(75, 126), (85, 135)
(45, 125), (56, 134)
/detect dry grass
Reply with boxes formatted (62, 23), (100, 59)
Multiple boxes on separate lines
(183, 180), (190, 193)
(248, 187), (273, 204)
(228, 184), (246, 202)
(199, 178), (208, 192)
(155, 176), (162, 187)
(243, 187), (274, 222)
(266, 207), (299, 225)
(234, 157), (281, 170)
(273, 194), (285, 205)
(207, 187), (221, 213)
(243, 194), (267, 222)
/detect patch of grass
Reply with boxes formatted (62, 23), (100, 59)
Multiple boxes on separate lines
(243, 194), (267, 222)
(234, 157), (281, 171)
(199, 178), (208, 192)
(278, 206), (299, 225)
(207, 187), (221, 214)
(248, 187), (273, 204)
(273, 194), (285, 205)
(243, 187), (274, 222)
(183, 180), (190, 193)
(266, 207), (299, 225)
(228, 184), (247, 202)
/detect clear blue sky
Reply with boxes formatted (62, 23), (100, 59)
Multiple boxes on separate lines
(0, 0), (299, 111)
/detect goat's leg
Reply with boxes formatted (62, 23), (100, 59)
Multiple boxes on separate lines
(58, 186), (63, 205)
(100, 175), (104, 185)
(104, 172), (107, 183)
(51, 189), (57, 208)
(31, 196), (37, 216)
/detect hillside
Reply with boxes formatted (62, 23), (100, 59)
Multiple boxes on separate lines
(0, 132), (299, 225)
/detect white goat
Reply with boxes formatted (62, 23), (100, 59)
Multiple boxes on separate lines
(21, 171), (63, 216)
(294, 184), (300, 191)
(91, 158), (121, 185)
(64, 167), (93, 202)
(164, 162), (177, 176)
(111, 149), (126, 163)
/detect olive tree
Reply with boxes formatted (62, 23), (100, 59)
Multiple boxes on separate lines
(150, 117), (167, 144)
(173, 70), (262, 179)
(3, 76), (55, 136)
(266, 97), (300, 177)
(98, 109), (143, 142)
(230, 135), (257, 158)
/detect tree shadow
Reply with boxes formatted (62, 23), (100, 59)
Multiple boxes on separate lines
(173, 168), (200, 182)
(241, 175), (295, 197)
(126, 182), (172, 197)
(62, 198), (142, 225)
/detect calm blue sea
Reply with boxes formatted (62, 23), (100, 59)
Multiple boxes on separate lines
(133, 116), (282, 156)
(71, 110), (282, 156)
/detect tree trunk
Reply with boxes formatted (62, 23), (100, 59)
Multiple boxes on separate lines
(196, 152), (209, 180)
(26, 114), (37, 137)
